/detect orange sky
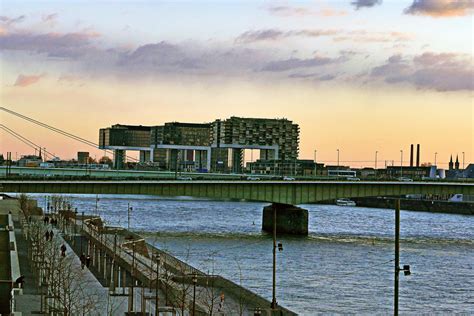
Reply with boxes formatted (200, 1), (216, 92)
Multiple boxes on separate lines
(1, 1), (472, 168)
(1, 77), (471, 168)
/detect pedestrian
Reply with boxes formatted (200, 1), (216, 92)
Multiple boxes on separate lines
(80, 253), (86, 269)
(15, 275), (25, 288)
(218, 293), (225, 312)
(49, 230), (54, 240)
(45, 231), (50, 241)
(44, 216), (49, 224)
(60, 244), (67, 257)
(85, 255), (91, 268)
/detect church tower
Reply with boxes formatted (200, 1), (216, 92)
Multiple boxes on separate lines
(455, 155), (460, 170)
(449, 155), (454, 170)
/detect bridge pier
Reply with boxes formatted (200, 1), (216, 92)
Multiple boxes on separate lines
(112, 262), (119, 290)
(105, 255), (112, 286)
(262, 203), (308, 235)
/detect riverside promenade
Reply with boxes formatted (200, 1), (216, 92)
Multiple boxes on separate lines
(1, 195), (296, 315)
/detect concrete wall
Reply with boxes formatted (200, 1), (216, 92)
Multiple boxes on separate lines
(353, 197), (474, 215)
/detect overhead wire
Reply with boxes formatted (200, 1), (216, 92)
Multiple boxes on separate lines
(0, 124), (57, 160)
(0, 107), (138, 162)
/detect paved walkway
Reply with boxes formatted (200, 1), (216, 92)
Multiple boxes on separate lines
(14, 222), (41, 315)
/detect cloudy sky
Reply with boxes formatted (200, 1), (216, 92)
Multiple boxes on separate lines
(1, 0), (472, 167)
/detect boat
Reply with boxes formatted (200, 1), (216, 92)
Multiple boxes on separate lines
(336, 198), (356, 206)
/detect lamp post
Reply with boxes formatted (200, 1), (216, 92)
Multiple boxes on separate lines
(80, 211), (84, 253)
(271, 205), (277, 309)
(314, 150), (317, 177)
(127, 203), (133, 230)
(337, 149), (340, 170)
(400, 150), (403, 177)
(434, 152), (438, 166)
(462, 152), (465, 169)
(192, 273), (197, 316)
(394, 199), (411, 315)
(155, 253), (161, 316)
(375, 151), (378, 178)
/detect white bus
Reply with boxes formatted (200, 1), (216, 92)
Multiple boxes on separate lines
(328, 169), (357, 178)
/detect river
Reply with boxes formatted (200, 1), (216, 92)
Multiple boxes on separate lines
(30, 194), (474, 314)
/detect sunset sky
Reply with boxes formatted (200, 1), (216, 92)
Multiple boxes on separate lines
(1, 0), (472, 168)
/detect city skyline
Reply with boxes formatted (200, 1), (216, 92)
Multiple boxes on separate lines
(1, 0), (472, 167)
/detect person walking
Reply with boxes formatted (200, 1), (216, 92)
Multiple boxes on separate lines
(45, 231), (50, 241)
(80, 253), (86, 269)
(86, 254), (91, 268)
(60, 244), (67, 257)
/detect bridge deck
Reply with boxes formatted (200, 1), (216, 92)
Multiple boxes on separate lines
(2, 180), (474, 205)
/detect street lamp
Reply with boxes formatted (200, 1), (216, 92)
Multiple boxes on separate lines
(192, 273), (197, 316)
(127, 203), (133, 230)
(154, 253), (161, 316)
(400, 150), (403, 177)
(375, 151), (378, 178)
(314, 150), (317, 177)
(434, 152), (438, 166)
(270, 205), (282, 310)
(394, 199), (411, 315)
(462, 152), (465, 169)
(337, 149), (340, 170)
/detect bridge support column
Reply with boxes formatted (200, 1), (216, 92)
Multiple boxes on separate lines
(262, 203), (308, 235)
(113, 262), (119, 291)
(105, 255), (112, 286)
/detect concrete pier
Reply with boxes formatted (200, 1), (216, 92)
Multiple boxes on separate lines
(262, 203), (309, 235)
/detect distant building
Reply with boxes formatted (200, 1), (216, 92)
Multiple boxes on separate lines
(77, 152), (90, 164)
(247, 159), (316, 176)
(99, 117), (300, 172)
(385, 166), (434, 179)
(18, 155), (42, 167)
(447, 163), (473, 179)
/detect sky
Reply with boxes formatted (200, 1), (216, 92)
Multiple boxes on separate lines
(0, 0), (473, 168)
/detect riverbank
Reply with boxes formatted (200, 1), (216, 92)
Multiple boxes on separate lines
(352, 197), (474, 215)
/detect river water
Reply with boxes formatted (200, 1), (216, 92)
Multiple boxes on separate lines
(30, 194), (473, 314)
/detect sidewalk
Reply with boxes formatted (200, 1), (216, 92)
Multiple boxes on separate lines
(14, 221), (41, 314)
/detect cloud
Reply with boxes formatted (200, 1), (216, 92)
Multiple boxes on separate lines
(0, 15), (26, 26)
(351, 0), (382, 10)
(334, 31), (414, 43)
(42, 13), (58, 22)
(261, 55), (338, 72)
(404, 0), (474, 17)
(235, 29), (286, 43)
(235, 28), (412, 44)
(14, 74), (43, 87)
(371, 52), (473, 91)
(266, 5), (347, 17)
(42, 13), (58, 27)
(0, 31), (100, 58)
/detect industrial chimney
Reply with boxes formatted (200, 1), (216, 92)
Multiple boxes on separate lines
(410, 144), (414, 167)
(416, 144), (420, 167)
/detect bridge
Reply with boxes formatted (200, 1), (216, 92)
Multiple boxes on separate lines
(2, 180), (473, 234)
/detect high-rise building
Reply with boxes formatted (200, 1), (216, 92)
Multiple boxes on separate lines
(77, 152), (90, 164)
(99, 117), (300, 172)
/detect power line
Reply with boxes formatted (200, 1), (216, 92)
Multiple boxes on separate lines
(0, 107), (138, 162)
(0, 124), (57, 160)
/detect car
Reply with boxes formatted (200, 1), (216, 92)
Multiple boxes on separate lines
(246, 176), (261, 181)
(283, 176), (295, 181)
(177, 176), (193, 181)
(397, 177), (413, 182)
(346, 177), (360, 181)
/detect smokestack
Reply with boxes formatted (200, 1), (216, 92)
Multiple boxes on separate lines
(416, 144), (420, 167)
(410, 144), (414, 167)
